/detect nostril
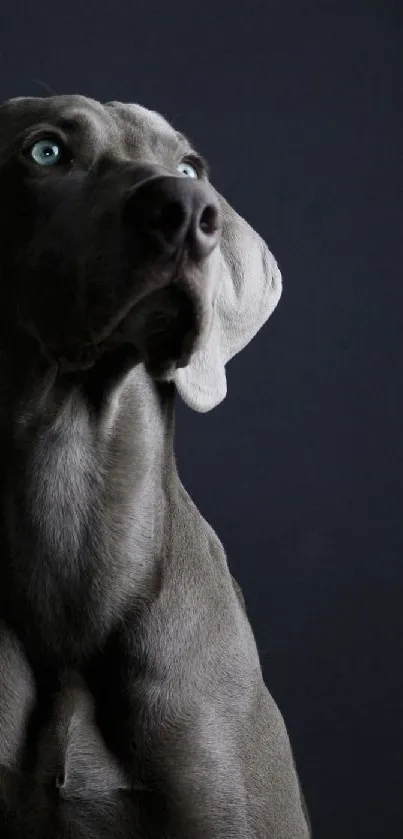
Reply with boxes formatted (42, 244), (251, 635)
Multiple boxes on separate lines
(199, 204), (219, 236)
(150, 200), (186, 238)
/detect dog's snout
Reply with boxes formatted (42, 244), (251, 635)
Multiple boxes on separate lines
(124, 176), (221, 261)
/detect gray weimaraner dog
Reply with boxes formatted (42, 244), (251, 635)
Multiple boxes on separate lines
(0, 95), (311, 837)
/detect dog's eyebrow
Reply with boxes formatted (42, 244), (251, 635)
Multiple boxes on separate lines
(55, 116), (82, 132)
(48, 111), (114, 155)
(53, 113), (106, 137)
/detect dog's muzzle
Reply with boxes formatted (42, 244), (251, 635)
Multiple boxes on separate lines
(47, 170), (222, 374)
(105, 172), (223, 378)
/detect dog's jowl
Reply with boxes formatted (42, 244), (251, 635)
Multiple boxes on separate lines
(0, 95), (310, 838)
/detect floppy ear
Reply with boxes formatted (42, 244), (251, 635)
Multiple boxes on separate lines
(174, 191), (282, 413)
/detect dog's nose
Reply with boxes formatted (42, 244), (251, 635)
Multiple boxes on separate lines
(124, 176), (221, 261)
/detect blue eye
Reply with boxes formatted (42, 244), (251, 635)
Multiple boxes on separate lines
(30, 138), (64, 166)
(177, 161), (199, 179)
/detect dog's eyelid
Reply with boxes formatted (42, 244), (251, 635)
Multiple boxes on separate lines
(20, 124), (68, 147)
(180, 153), (210, 179)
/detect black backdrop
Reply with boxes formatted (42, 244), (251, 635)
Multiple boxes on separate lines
(1, 2), (402, 836)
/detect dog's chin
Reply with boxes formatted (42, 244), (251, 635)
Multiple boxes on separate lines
(53, 282), (204, 379)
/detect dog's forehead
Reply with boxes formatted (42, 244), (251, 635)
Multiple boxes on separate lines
(105, 101), (178, 139)
(105, 100), (189, 156)
(0, 95), (189, 158)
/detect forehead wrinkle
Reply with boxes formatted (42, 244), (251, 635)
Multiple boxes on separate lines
(0, 95), (195, 166)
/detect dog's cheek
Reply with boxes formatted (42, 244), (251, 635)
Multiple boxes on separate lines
(4, 198), (125, 352)
(0, 181), (41, 332)
(0, 167), (36, 254)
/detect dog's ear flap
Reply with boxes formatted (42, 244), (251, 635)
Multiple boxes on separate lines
(174, 191), (282, 413)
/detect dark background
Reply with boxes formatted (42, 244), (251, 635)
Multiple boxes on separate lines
(1, 1), (402, 836)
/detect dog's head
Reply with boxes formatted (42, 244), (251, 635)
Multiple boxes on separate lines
(0, 95), (281, 412)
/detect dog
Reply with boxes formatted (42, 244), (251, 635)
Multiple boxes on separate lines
(0, 94), (311, 837)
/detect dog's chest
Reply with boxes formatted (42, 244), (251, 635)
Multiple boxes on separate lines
(1, 374), (164, 669)
(2, 428), (130, 664)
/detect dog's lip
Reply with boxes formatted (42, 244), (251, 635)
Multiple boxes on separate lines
(83, 250), (187, 349)
(111, 277), (203, 374)
(50, 265), (178, 363)
(53, 266), (203, 373)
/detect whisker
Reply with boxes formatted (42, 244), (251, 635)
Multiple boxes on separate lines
(30, 78), (58, 97)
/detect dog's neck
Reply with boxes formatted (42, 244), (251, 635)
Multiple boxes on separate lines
(0, 338), (179, 666)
